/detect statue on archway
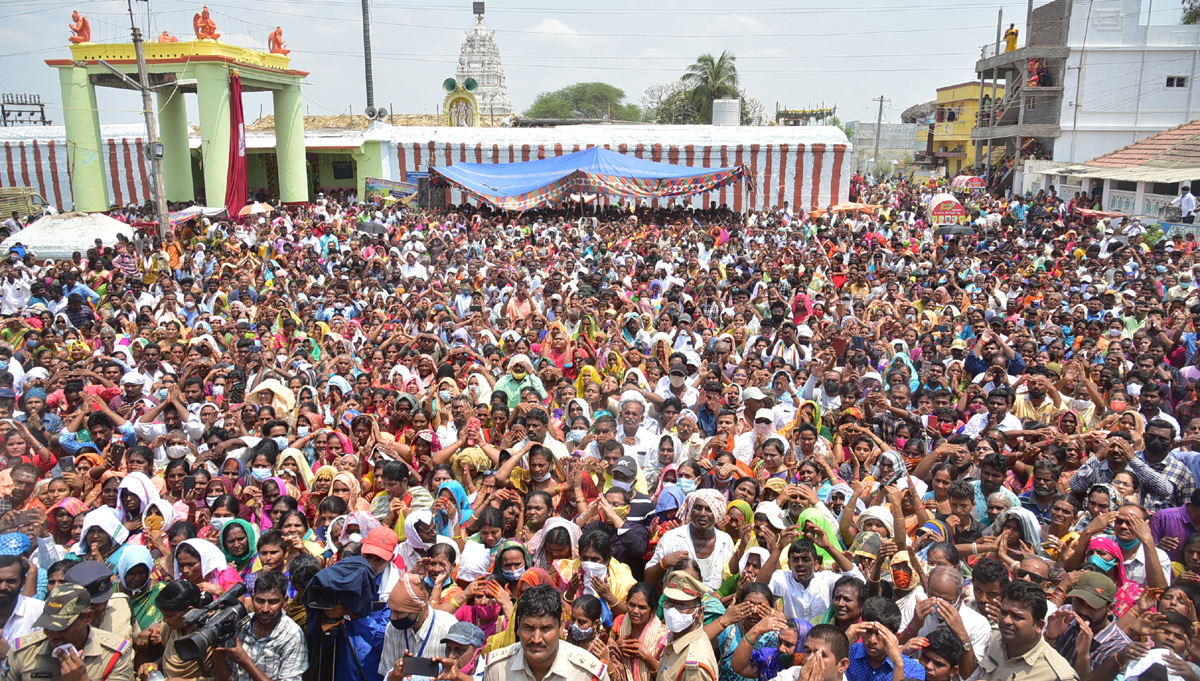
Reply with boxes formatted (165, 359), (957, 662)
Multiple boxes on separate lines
(158, 30), (179, 43)
(193, 5), (221, 40)
(268, 26), (290, 55)
(68, 11), (91, 44)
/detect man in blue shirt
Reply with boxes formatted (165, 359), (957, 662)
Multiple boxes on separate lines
(845, 597), (925, 681)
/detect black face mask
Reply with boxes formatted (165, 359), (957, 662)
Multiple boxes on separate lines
(823, 380), (840, 394)
(1145, 434), (1172, 457)
(390, 614), (419, 631)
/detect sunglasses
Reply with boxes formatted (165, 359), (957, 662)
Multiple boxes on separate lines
(1013, 569), (1047, 584)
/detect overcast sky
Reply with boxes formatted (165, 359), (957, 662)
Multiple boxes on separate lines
(1, 0), (1183, 128)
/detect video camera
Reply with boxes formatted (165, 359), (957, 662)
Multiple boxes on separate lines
(176, 583), (250, 661)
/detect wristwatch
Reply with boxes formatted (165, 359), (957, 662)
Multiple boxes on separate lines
(960, 639), (973, 653)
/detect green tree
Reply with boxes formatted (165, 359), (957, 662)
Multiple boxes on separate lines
(682, 51), (740, 124)
(523, 82), (641, 121)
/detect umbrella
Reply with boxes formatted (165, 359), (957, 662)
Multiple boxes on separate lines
(0, 212), (133, 260)
(237, 202), (274, 217)
(356, 221), (388, 235)
(936, 225), (976, 237)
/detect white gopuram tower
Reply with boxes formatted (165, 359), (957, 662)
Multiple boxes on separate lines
(456, 2), (514, 118)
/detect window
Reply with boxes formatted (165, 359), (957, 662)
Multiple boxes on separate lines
(1026, 97), (1037, 110)
(1113, 180), (1137, 192)
(1167, 76), (1189, 88)
(1151, 182), (1179, 196)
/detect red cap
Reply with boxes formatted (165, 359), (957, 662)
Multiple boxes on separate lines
(362, 526), (398, 561)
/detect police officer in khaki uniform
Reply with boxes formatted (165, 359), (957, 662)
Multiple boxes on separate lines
(977, 580), (1078, 681)
(483, 584), (608, 681)
(66, 562), (134, 641)
(658, 571), (718, 681)
(1, 584), (133, 681)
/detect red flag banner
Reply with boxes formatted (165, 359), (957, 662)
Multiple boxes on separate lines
(224, 71), (247, 218)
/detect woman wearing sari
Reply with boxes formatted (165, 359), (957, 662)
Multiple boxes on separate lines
(48, 497), (89, 554)
(434, 480), (473, 537)
(330, 471), (370, 512)
(480, 564), (554, 655)
(76, 506), (130, 571)
(608, 583), (667, 681)
(117, 545), (165, 632)
(303, 466), (336, 522)
(219, 518), (259, 583)
(173, 537), (242, 596)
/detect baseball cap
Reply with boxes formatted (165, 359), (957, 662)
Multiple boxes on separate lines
(612, 456), (638, 479)
(754, 408), (774, 423)
(361, 527), (398, 561)
(668, 362), (688, 376)
(35, 585), (92, 632)
(754, 501), (788, 530)
(951, 339), (968, 351)
(662, 570), (707, 602)
(65, 561), (115, 604)
(441, 621), (486, 648)
(1066, 572), (1116, 608)
(743, 387), (766, 401)
(0, 388), (16, 400)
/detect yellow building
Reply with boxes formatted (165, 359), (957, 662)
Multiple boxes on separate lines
(929, 81), (1004, 174)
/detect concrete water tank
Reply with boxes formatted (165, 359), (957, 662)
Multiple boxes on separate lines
(712, 98), (740, 126)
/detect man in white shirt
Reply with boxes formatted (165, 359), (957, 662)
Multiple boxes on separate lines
(757, 531), (863, 622)
(379, 573), (455, 680)
(901, 566), (991, 661)
(0, 552), (43, 648)
(1172, 185), (1196, 224)
(615, 394), (659, 465)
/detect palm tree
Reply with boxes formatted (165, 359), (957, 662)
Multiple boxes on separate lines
(682, 52), (740, 124)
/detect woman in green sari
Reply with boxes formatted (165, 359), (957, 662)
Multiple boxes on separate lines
(117, 544), (165, 631)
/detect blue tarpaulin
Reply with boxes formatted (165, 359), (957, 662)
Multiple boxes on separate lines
(430, 146), (750, 211)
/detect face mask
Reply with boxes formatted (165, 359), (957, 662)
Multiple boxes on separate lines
(823, 380), (840, 394)
(611, 479), (632, 492)
(272, 436), (290, 450)
(511, 370), (527, 381)
(501, 567), (526, 582)
(1145, 434), (1172, 457)
(1088, 554), (1118, 572)
(678, 478), (697, 494)
(205, 495), (219, 507)
(568, 623), (594, 642)
(1073, 398), (1091, 411)
(210, 516), (232, 532)
(892, 568), (913, 590)
(347, 532), (363, 543)
(1110, 400), (1127, 412)
(25, 339), (37, 348)
(185, 301), (196, 309)
(1116, 535), (1141, 551)
(251, 467), (273, 481)
(754, 423), (771, 438)
(664, 607), (695, 633)
(532, 471), (551, 483)
(297, 425), (310, 438)
(895, 437), (908, 451)
(669, 375), (686, 388)
(212, 385), (225, 397)
(390, 613), (420, 631)
(439, 390), (452, 402)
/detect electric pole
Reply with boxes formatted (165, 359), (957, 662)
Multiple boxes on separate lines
(361, 0), (375, 109)
(128, 0), (169, 239)
(871, 95), (889, 177)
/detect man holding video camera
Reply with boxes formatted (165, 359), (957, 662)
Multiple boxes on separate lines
(214, 571), (307, 681)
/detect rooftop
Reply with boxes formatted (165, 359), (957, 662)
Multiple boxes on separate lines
(1086, 118), (1200, 169)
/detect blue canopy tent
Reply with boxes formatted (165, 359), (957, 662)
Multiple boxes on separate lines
(429, 146), (752, 211)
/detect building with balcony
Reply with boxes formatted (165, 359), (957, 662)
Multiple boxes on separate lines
(930, 82), (1003, 175)
(974, 0), (1200, 193)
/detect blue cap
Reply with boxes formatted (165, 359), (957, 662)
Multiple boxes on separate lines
(441, 621), (485, 648)
(65, 561), (115, 604)
(0, 532), (29, 556)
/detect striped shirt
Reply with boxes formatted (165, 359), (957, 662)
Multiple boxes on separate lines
(1053, 610), (1129, 670)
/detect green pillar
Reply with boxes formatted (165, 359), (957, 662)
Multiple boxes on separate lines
(352, 141), (384, 201)
(194, 63), (230, 207)
(156, 88), (194, 202)
(272, 84), (308, 204)
(58, 65), (108, 212)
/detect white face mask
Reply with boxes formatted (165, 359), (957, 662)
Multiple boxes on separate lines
(532, 471), (551, 483)
(663, 607), (695, 633)
(210, 516), (232, 532)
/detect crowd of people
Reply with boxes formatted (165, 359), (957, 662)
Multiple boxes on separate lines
(0, 172), (1195, 681)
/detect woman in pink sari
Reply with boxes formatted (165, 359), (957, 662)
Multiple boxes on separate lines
(1085, 535), (1142, 617)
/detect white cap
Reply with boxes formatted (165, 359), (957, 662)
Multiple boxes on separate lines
(754, 408), (775, 423)
(743, 387), (767, 401)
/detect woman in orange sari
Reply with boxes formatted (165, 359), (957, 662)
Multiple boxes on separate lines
(608, 582), (667, 681)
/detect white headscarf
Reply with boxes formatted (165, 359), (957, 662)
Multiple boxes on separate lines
(174, 537), (230, 580)
(142, 498), (177, 532)
(117, 472), (161, 523)
(74, 506), (129, 555)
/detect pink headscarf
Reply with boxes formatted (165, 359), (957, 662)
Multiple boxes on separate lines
(1088, 534), (1142, 616)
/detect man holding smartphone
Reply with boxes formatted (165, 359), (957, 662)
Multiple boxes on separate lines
(2, 583), (132, 681)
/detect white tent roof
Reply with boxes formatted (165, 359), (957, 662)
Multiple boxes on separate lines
(1, 212), (133, 260)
